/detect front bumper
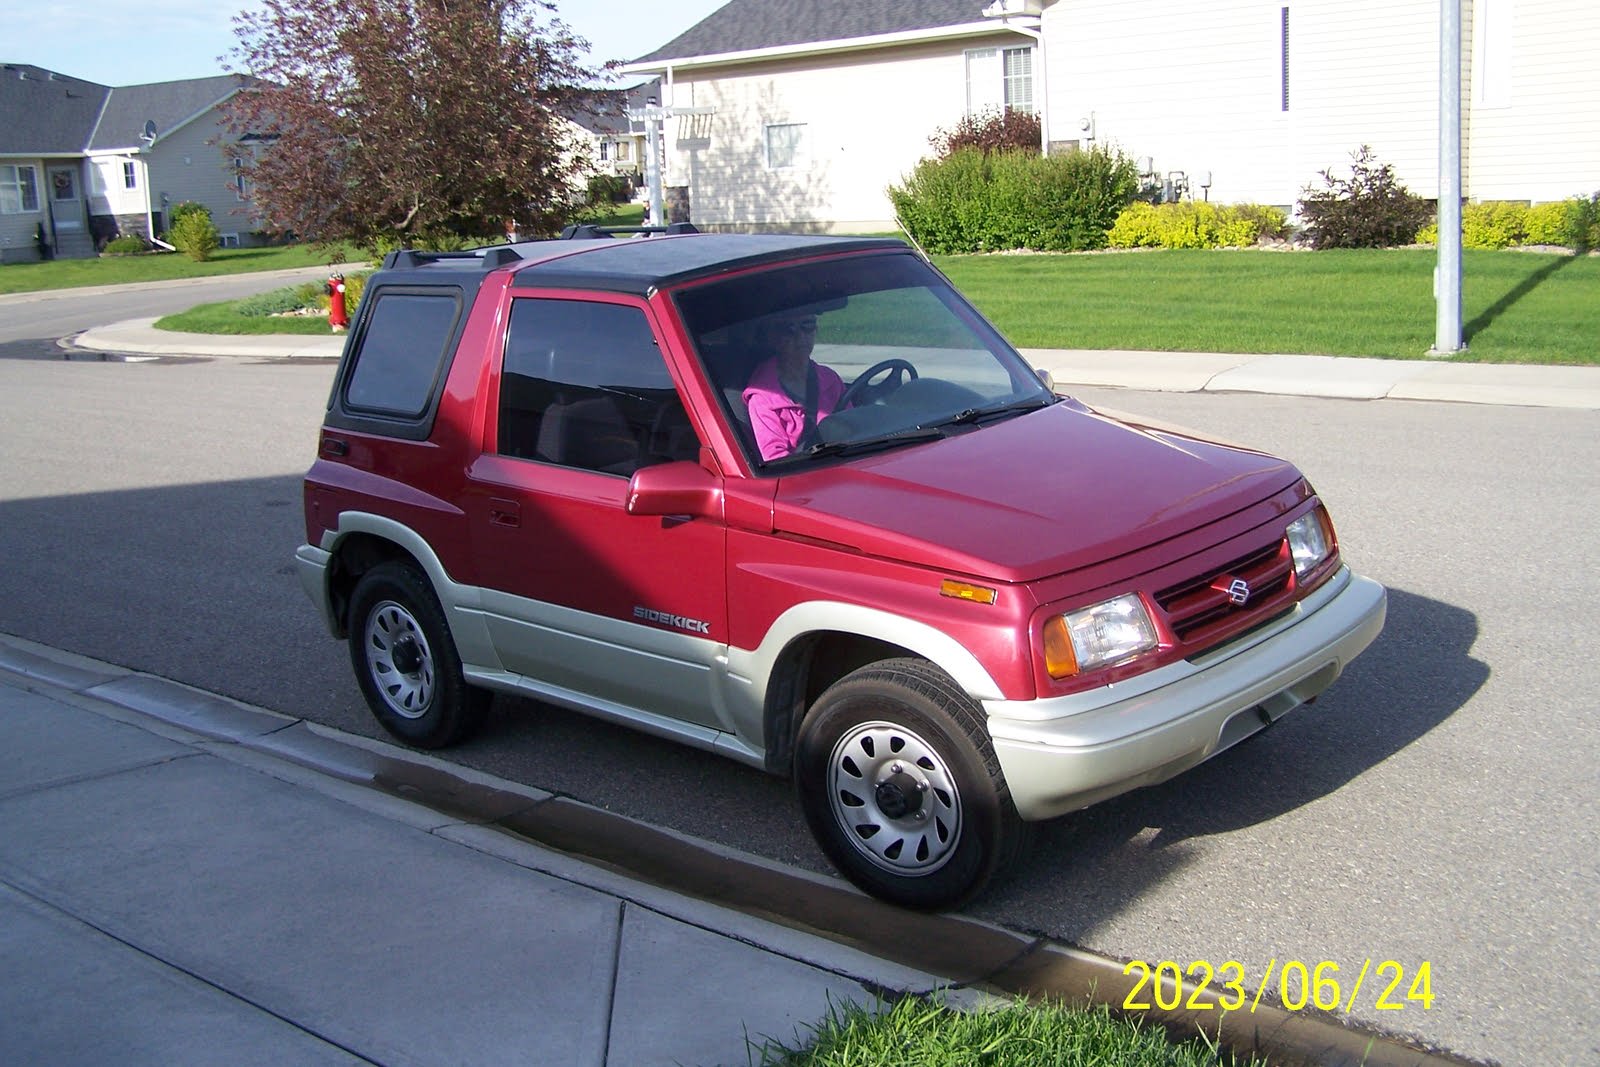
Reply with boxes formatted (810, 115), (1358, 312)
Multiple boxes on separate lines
(985, 567), (1386, 821)
(294, 543), (340, 637)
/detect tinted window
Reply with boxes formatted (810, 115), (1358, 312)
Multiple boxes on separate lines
(345, 291), (462, 417)
(498, 299), (696, 476)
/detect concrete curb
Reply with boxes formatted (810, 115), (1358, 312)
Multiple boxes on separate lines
(0, 632), (1481, 1067)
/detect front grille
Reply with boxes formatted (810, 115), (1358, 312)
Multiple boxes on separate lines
(1155, 539), (1294, 645)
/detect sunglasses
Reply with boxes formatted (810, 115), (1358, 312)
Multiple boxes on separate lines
(772, 318), (818, 337)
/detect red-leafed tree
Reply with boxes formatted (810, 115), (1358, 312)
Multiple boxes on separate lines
(223, 0), (602, 249)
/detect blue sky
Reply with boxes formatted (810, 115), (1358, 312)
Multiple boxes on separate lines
(1, 0), (725, 87)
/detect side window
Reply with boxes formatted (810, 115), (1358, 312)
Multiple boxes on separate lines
(498, 299), (698, 476)
(344, 290), (462, 418)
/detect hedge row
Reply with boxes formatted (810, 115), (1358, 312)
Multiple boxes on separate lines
(1417, 195), (1600, 252)
(888, 146), (1139, 254)
(1108, 202), (1288, 250)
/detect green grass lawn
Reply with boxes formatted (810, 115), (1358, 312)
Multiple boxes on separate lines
(101, 242), (1600, 367)
(938, 248), (1599, 365)
(753, 995), (1263, 1067)
(0, 243), (363, 295)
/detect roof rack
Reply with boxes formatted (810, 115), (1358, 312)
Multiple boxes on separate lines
(558, 222), (701, 240)
(380, 246), (525, 270)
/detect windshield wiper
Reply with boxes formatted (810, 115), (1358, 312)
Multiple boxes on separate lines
(802, 425), (946, 459)
(938, 396), (1056, 428)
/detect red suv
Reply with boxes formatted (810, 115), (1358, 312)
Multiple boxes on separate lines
(297, 230), (1386, 908)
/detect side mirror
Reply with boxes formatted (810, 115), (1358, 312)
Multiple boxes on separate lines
(1036, 367), (1056, 393)
(626, 460), (722, 519)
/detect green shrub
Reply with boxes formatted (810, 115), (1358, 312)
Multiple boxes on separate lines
(235, 285), (312, 317)
(167, 200), (210, 230)
(889, 144), (1138, 253)
(1107, 202), (1286, 249)
(1297, 145), (1431, 249)
(930, 107), (1042, 159)
(1524, 201), (1574, 246)
(1465, 201), (1528, 249)
(102, 234), (148, 255)
(364, 230), (491, 263)
(168, 207), (220, 262)
(585, 173), (633, 206)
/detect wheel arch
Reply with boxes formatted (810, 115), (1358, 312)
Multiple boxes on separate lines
(318, 513), (497, 670)
(735, 602), (1003, 776)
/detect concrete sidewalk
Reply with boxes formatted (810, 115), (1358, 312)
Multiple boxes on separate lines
(0, 634), (1465, 1067)
(0, 634), (937, 1067)
(65, 319), (1600, 409)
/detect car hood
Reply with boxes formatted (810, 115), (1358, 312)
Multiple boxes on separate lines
(771, 401), (1300, 583)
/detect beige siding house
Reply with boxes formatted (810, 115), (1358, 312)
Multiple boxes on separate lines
(625, 0), (1599, 229)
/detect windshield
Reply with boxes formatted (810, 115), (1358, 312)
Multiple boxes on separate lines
(673, 250), (1055, 468)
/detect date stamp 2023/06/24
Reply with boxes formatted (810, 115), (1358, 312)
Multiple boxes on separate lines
(1122, 959), (1434, 1015)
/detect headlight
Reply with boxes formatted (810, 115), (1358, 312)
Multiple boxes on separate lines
(1043, 593), (1159, 679)
(1287, 508), (1333, 579)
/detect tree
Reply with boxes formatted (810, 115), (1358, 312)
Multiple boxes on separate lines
(223, 0), (602, 249)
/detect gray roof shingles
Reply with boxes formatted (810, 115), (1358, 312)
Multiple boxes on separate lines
(633, 0), (991, 64)
(0, 63), (250, 155)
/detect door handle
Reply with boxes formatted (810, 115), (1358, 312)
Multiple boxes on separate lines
(489, 498), (521, 528)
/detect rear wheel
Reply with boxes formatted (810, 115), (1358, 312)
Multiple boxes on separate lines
(795, 658), (1028, 909)
(347, 561), (488, 749)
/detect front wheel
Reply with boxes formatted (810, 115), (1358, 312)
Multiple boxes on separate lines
(795, 658), (1028, 909)
(347, 561), (489, 749)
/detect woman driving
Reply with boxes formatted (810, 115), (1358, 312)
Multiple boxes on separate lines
(742, 311), (846, 461)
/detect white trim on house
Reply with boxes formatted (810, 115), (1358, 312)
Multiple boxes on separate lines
(622, 21), (1022, 76)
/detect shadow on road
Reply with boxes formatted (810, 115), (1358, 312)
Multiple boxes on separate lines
(980, 586), (1486, 927)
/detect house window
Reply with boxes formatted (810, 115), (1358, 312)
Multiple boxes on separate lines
(616, 142), (630, 162)
(966, 47), (1034, 115)
(234, 157), (248, 201)
(764, 123), (805, 170)
(600, 141), (610, 161)
(123, 161), (138, 189)
(1003, 47), (1033, 113)
(0, 164), (40, 214)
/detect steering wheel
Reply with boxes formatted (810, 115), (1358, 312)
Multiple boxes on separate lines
(839, 358), (918, 408)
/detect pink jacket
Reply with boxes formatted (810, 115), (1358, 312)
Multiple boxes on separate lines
(742, 357), (846, 461)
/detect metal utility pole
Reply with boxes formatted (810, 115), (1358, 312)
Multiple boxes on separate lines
(1433, 0), (1464, 355)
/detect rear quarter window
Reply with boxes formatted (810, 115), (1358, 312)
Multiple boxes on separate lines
(343, 289), (464, 417)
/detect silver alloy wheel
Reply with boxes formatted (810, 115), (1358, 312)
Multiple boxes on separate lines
(363, 599), (436, 720)
(826, 719), (962, 876)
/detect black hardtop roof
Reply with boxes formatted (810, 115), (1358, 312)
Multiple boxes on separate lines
(369, 233), (911, 296)
(507, 233), (909, 294)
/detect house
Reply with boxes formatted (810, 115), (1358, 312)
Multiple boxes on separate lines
(0, 64), (264, 262)
(564, 79), (661, 185)
(622, 0), (1600, 232)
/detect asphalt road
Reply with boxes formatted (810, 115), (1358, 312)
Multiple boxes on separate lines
(0, 283), (1595, 1065)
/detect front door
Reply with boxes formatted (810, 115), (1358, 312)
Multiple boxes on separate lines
(464, 293), (728, 731)
(47, 166), (84, 234)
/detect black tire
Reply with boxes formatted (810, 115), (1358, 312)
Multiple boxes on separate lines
(794, 658), (1029, 909)
(347, 561), (489, 749)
